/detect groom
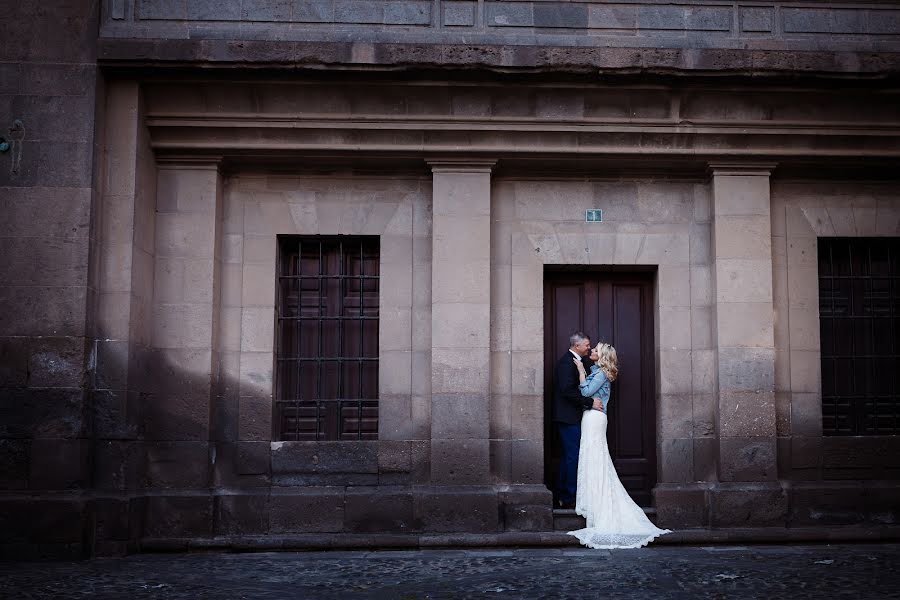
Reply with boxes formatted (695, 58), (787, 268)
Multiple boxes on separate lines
(553, 332), (603, 509)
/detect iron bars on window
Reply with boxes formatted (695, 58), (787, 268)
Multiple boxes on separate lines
(275, 236), (379, 441)
(819, 238), (900, 436)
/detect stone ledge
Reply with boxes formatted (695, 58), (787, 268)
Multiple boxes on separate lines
(139, 525), (900, 552)
(97, 39), (900, 77)
(6, 525), (900, 558)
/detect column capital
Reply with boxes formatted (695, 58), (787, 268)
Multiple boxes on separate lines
(707, 161), (777, 176)
(426, 158), (497, 173)
(156, 155), (224, 170)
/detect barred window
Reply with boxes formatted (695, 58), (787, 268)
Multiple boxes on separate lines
(275, 236), (379, 441)
(819, 238), (900, 436)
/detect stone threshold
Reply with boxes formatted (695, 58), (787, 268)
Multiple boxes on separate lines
(553, 508), (656, 531)
(140, 526), (900, 553)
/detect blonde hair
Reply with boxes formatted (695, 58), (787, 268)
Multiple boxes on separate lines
(595, 343), (619, 382)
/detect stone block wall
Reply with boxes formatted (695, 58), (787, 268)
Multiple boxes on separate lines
(224, 173), (433, 487)
(4, 4), (900, 552)
(85, 155), (556, 546)
(490, 178), (713, 495)
(100, 0), (900, 56)
(770, 180), (900, 526)
(90, 81), (161, 556)
(0, 1), (100, 558)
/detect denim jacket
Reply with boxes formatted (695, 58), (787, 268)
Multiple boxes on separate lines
(579, 365), (611, 412)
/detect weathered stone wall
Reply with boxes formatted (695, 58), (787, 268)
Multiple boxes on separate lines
(225, 173), (433, 482)
(21, 72), (900, 552)
(96, 1), (900, 77)
(90, 81), (160, 556)
(90, 163), (556, 544)
(490, 177), (717, 518)
(99, 0), (900, 59)
(0, 1), (100, 558)
(4, 0), (900, 554)
(125, 172), (441, 541)
(771, 180), (900, 525)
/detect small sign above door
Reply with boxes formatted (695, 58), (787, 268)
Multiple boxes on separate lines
(585, 209), (603, 223)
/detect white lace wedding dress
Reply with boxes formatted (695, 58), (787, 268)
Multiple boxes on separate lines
(569, 408), (671, 549)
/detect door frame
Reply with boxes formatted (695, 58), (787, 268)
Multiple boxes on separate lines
(542, 265), (658, 506)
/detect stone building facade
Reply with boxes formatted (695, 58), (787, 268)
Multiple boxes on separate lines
(2, 1), (900, 557)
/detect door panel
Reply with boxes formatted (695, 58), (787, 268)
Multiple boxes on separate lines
(543, 270), (656, 507)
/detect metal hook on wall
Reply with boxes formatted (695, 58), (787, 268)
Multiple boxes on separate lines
(3, 119), (24, 175)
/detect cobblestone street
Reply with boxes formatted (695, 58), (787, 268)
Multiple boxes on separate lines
(2, 544), (898, 599)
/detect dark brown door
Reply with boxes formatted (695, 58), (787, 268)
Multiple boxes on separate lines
(543, 269), (657, 507)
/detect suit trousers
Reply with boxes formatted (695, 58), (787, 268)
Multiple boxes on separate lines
(556, 422), (581, 504)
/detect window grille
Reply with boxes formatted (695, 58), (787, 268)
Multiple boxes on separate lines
(819, 238), (900, 436)
(275, 236), (379, 441)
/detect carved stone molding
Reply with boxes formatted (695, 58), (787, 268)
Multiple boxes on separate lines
(101, 1), (900, 59)
(426, 158), (497, 173)
(708, 162), (778, 176)
(155, 155), (224, 170)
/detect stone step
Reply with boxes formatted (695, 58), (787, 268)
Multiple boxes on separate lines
(553, 507), (657, 531)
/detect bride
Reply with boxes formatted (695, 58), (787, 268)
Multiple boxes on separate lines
(569, 342), (671, 549)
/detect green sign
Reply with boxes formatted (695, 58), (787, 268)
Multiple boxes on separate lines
(585, 209), (603, 223)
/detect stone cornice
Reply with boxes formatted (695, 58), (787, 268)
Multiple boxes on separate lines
(155, 155), (224, 170)
(708, 162), (778, 176)
(98, 39), (900, 78)
(427, 158), (497, 173)
(146, 117), (900, 161)
(139, 80), (900, 164)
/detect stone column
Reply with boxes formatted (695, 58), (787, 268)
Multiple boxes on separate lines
(91, 82), (159, 554)
(146, 158), (223, 494)
(427, 159), (495, 484)
(95, 81), (157, 449)
(709, 163), (781, 518)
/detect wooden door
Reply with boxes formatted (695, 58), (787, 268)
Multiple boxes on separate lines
(543, 269), (657, 507)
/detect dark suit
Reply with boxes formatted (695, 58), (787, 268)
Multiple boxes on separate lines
(553, 351), (593, 505)
(553, 351), (594, 424)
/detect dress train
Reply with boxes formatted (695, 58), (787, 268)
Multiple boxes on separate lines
(568, 409), (671, 549)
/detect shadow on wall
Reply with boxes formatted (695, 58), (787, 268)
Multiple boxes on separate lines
(0, 341), (267, 558)
(99, 346), (488, 547)
(90, 342), (276, 555)
(1, 338), (442, 558)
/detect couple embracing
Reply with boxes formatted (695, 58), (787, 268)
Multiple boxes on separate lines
(553, 332), (671, 549)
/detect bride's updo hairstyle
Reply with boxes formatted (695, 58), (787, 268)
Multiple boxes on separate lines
(597, 343), (619, 382)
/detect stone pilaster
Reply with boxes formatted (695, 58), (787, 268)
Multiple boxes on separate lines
(93, 82), (159, 500)
(95, 82), (157, 442)
(147, 158), (223, 476)
(427, 159), (495, 484)
(709, 163), (778, 484)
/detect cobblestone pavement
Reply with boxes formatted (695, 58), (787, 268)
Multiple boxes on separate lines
(2, 544), (899, 599)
